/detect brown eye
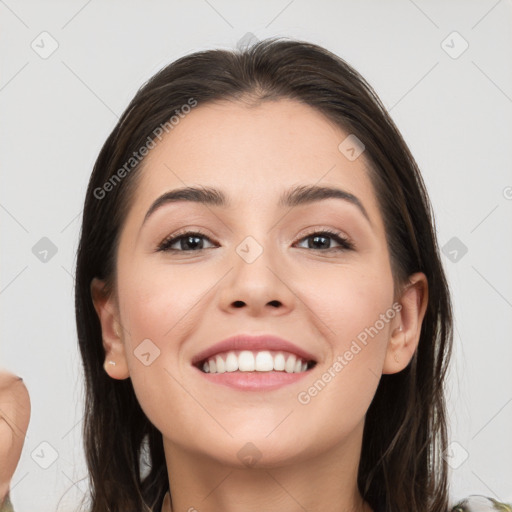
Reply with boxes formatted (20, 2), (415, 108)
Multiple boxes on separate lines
(158, 231), (216, 252)
(294, 230), (354, 251)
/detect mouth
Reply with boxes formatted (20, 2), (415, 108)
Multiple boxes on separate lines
(194, 350), (317, 374)
(190, 334), (319, 390)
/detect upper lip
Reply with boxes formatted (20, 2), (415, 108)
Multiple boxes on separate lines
(191, 334), (317, 367)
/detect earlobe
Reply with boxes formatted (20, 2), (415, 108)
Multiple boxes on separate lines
(382, 272), (428, 375)
(90, 277), (130, 380)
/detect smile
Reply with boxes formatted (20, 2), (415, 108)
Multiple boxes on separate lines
(198, 350), (317, 374)
(191, 333), (318, 390)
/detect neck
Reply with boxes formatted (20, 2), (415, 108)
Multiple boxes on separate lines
(162, 420), (372, 512)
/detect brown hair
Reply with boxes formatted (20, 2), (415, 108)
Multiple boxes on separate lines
(75, 37), (453, 512)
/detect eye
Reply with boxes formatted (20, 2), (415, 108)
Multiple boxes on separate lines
(157, 228), (355, 253)
(294, 229), (355, 251)
(157, 230), (217, 252)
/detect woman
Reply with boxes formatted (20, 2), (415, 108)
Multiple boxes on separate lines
(73, 37), (510, 512)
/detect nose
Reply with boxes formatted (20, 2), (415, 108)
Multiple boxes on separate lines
(217, 236), (297, 317)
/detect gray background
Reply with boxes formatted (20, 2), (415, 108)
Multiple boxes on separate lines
(1, 1), (511, 510)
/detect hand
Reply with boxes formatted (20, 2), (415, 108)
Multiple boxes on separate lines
(0, 370), (31, 505)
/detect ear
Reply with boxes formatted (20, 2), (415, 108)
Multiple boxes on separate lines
(382, 272), (428, 374)
(90, 277), (130, 380)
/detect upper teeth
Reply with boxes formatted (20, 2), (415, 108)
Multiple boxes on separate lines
(202, 350), (310, 374)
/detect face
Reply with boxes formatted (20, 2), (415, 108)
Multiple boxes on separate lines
(93, 98), (425, 468)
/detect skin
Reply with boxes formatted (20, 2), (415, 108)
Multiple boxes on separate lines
(0, 370), (31, 504)
(92, 98), (428, 512)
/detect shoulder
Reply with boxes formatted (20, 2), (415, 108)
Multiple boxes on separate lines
(450, 495), (512, 511)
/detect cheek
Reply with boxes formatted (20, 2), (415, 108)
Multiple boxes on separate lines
(290, 277), (393, 449)
(283, 261), (394, 413)
(298, 261), (395, 347)
(115, 261), (213, 430)
(117, 260), (201, 349)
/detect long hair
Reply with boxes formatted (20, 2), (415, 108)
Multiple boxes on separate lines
(75, 37), (453, 512)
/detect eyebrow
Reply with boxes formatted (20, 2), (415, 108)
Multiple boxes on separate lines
(142, 184), (372, 227)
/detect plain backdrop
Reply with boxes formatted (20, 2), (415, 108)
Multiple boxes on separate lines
(1, 1), (511, 510)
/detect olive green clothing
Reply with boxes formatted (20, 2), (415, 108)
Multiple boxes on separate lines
(451, 495), (512, 511)
(0, 495), (14, 512)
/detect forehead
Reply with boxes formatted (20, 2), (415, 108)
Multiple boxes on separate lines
(125, 98), (382, 226)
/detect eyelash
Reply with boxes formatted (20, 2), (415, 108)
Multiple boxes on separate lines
(156, 228), (355, 253)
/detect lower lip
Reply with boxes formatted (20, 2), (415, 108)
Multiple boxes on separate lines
(194, 367), (311, 391)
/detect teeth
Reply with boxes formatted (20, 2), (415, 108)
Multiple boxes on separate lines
(238, 350), (255, 371)
(202, 350), (311, 374)
(215, 355), (226, 374)
(225, 352), (239, 372)
(284, 354), (296, 373)
(255, 351), (274, 371)
(274, 353), (285, 371)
